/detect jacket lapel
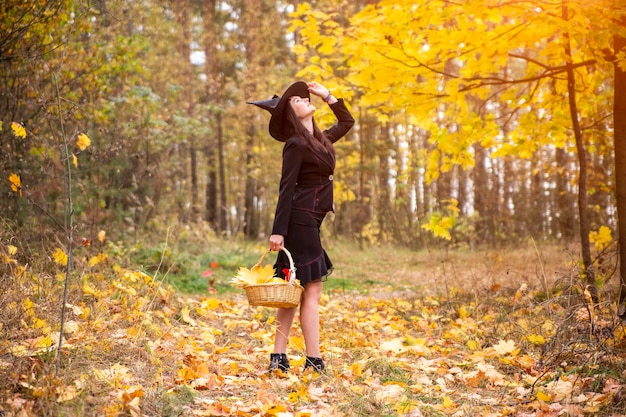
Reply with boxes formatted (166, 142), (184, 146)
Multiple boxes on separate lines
(311, 147), (335, 171)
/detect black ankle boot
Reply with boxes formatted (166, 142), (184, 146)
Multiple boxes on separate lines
(268, 353), (290, 372)
(304, 356), (325, 372)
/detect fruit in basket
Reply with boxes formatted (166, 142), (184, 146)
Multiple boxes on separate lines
(230, 264), (282, 288)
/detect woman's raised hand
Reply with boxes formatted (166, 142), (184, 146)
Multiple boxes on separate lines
(307, 82), (329, 99)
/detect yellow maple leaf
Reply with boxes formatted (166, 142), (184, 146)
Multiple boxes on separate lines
(200, 298), (221, 311)
(180, 306), (197, 326)
(12, 335), (54, 357)
(32, 317), (51, 335)
(7, 245), (17, 255)
(289, 335), (305, 350)
(527, 334), (546, 345)
(264, 404), (287, 414)
(11, 122), (26, 138)
(458, 304), (471, 318)
(53, 248), (68, 266)
(76, 133), (91, 150)
(350, 361), (366, 377)
(82, 279), (102, 298)
(97, 230), (106, 243)
(536, 390), (551, 402)
(23, 297), (34, 314)
(9, 173), (22, 196)
(466, 339), (479, 351)
(230, 264), (277, 288)
(88, 253), (108, 267)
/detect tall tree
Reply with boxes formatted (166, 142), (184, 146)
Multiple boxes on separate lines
(562, 2), (595, 300)
(241, 0), (262, 239)
(176, 0), (199, 219)
(613, 16), (626, 309)
(203, 0), (220, 229)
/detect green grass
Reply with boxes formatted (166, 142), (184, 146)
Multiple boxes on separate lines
(158, 238), (430, 295)
(132, 235), (575, 298)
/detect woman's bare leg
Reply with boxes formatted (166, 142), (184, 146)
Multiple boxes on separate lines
(273, 306), (297, 353)
(300, 280), (323, 357)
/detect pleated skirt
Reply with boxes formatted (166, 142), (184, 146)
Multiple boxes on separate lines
(273, 209), (333, 287)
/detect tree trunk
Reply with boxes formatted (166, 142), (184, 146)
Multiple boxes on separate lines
(393, 124), (411, 244)
(555, 147), (575, 239)
(203, 0), (218, 227)
(177, 0), (198, 219)
(613, 18), (626, 308)
(473, 142), (489, 245)
(562, 2), (597, 301)
(217, 111), (227, 232)
(409, 125), (424, 248)
(529, 156), (543, 237)
(190, 138), (198, 218)
(242, 0), (261, 239)
(377, 123), (392, 241)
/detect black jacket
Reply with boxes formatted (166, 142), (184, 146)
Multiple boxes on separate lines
(272, 99), (355, 236)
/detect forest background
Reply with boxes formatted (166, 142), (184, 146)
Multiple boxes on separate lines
(2, 0), (626, 416)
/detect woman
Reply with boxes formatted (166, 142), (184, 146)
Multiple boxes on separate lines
(249, 81), (354, 372)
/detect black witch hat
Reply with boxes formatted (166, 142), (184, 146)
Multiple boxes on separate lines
(247, 81), (310, 141)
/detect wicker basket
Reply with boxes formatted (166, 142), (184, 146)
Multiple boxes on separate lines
(244, 247), (303, 308)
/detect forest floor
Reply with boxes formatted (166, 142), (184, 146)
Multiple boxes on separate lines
(1, 237), (626, 416)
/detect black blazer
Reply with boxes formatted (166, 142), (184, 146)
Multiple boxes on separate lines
(272, 99), (355, 236)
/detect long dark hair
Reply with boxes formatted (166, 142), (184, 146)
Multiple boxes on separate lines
(283, 105), (335, 155)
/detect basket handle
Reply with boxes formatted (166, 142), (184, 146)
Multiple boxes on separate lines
(252, 247), (297, 285)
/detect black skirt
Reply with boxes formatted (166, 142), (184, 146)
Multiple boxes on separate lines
(274, 209), (333, 287)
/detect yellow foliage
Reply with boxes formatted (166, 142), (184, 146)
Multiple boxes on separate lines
(230, 264), (279, 288)
(180, 306), (196, 326)
(88, 253), (108, 267)
(536, 390), (551, 402)
(466, 339), (480, 351)
(458, 305), (471, 319)
(442, 395), (455, 408)
(9, 173), (22, 196)
(53, 248), (68, 266)
(589, 226), (613, 251)
(289, 335), (305, 351)
(527, 334), (546, 345)
(421, 215), (453, 241)
(11, 122), (26, 139)
(76, 133), (91, 150)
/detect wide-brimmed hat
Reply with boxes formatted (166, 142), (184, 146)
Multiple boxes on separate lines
(247, 81), (310, 141)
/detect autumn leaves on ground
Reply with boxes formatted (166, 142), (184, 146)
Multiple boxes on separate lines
(1, 229), (625, 417)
